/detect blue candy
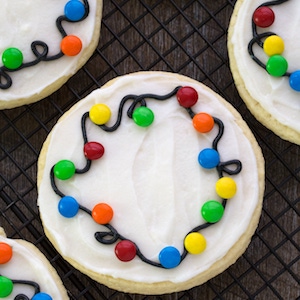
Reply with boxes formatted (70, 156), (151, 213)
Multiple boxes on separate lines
(289, 70), (300, 92)
(159, 246), (181, 269)
(65, 0), (86, 21)
(198, 148), (220, 169)
(32, 292), (52, 300)
(58, 196), (79, 218)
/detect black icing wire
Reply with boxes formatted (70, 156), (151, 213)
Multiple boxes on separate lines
(248, 0), (290, 75)
(50, 166), (64, 198)
(94, 224), (163, 268)
(0, 0), (89, 89)
(56, 0), (89, 37)
(0, 276), (42, 300)
(99, 86), (182, 132)
(49, 87), (243, 268)
(12, 279), (40, 300)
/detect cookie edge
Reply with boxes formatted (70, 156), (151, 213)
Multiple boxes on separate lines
(37, 71), (265, 295)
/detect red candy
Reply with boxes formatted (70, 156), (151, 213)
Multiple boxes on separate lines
(176, 86), (198, 108)
(253, 6), (275, 28)
(84, 141), (105, 160)
(115, 240), (137, 262)
(0, 242), (13, 264)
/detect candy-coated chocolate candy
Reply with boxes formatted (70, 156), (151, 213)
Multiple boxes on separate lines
(201, 200), (224, 223)
(53, 160), (76, 180)
(192, 112), (214, 133)
(263, 35), (284, 56)
(132, 106), (154, 127)
(0, 242), (13, 264)
(61, 35), (82, 56)
(0, 276), (13, 297)
(216, 177), (237, 199)
(184, 232), (206, 254)
(2, 47), (23, 70)
(253, 6), (275, 28)
(198, 148), (220, 169)
(176, 86), (198, 108)
(159, 246), (181, 269)
(84, 141), (105, 160)
(92, 203), (114, 224)
(58, 196), (79, 218)
(193, 112), (215, 133)
(115, 240), (137, 262)
(89, 104), (111, 125)
(266, 55), (288, 77)
(289, 70), (300, 92)
(32, 292), (53, 300)
(65, 0), (85, 21)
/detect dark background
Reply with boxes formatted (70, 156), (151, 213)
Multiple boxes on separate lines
(0, 1), (299, 299)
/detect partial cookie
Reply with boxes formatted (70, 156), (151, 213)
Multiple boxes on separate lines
(228, 0), (300, 144)
(37, 72), (264, 294)
(0, 227), (68, 299)
(0, 0), (102, 109)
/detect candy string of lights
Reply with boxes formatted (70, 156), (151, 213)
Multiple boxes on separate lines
(50, 86), (242, 269)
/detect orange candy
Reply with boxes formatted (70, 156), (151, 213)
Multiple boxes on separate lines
(61, 35), (82, 56)
(192, 112), (214, 133)
(0, 242), (13, 264)
(92, 203), (114, 224)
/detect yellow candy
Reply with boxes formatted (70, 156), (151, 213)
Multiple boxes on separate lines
(215, 177), (237, 199)
(263, 35), (284, 56)
(184, 232), (206, 254)
(89, 104), (111, 125)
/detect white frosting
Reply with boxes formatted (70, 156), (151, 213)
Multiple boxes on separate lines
(230, 0), (300, 132)
(38, 72), (260, 284)
(0, 233), (67, 299)
(0, 0), (98, 102)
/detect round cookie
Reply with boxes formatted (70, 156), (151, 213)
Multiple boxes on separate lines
(37, 72), (264, 294)
(0, 227), (68, 299)
(228, 0), (300, 144)
(0, 0), (102, 109)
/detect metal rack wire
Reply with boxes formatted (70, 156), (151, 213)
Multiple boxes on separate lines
(0, 1), (299, 299)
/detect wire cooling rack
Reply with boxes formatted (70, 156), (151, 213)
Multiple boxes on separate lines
(0, 1), (299, 299)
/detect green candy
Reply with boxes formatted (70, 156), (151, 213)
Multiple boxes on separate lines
(132, 106), (154, 127)
(0, 276), (13, 297)
(266, 55), (288, 77)
(201, 200), (224, 223)
(54, 159), (76, 180)
(2, 47), (23, 70)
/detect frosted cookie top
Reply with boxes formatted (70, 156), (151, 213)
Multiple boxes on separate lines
(229, 0), (300, 142)
(0, 228), (68, 299)
(37, 72), (264, 294)
(0, 0), (102, 109)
